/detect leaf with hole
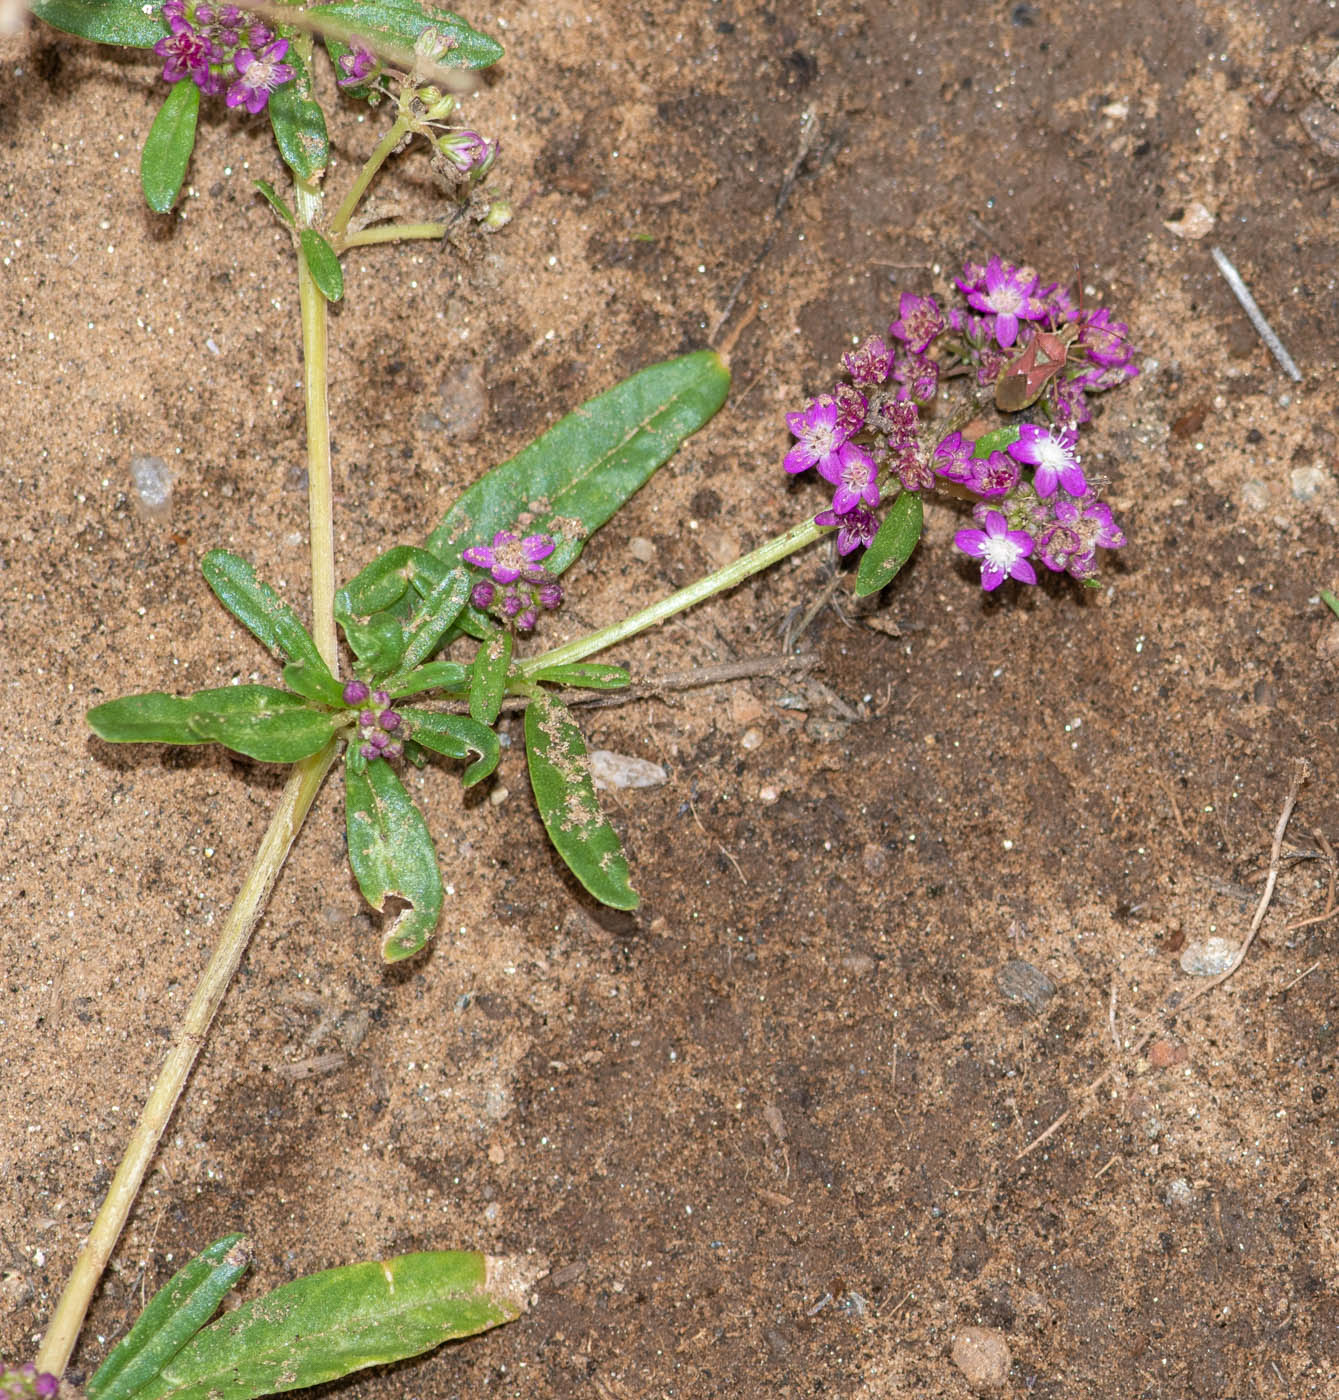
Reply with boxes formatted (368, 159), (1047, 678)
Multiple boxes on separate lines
(344, 752), (443, 960)
(400, 708), (500, 787)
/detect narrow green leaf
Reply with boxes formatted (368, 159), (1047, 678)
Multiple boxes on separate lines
(183, 687), (342, 762)
(972, 424), (1022, 457)
(254, 180), (295, 226)
(344, 753), (443, 960)
(426, 350), (730, 578)
(528, 662), (629, 690)
(400, 708), (500, 787)
(337, 546), (447, 621)
(309, 0), (505, 70)
(468, 631), (512, 726)
(87, 1236), (251, 1400)
(1321, 588), (1339, 620)
(300, 228), (345, 303)
(88, 687), (339, 762)
(31, 0), (164, 47)
(267, 49), (328, 181)
(383, 660), (470, 700)
(202, 550), (328, 674)
(854, 491), (924, 598)
(524, 692), (638, 910)
(141, 80), (199, 214)
(282, 660), (346, 707)
(398, 569), (471, 673)
(132, 1250), (533, 1400)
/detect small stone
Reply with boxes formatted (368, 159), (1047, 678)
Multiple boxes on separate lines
(130, 454), (173, 519)
(1163, 201), (1215, 239)
(758, 785), (780, 804)
(951, 1326), (1011, 1390)
(1291, 464), (1330, 502)
(426, 358), (488, 440)
(995, 959), (1057, 1012)
(627, 535), (656, 563)
(740, 727), (764, 750)
(1240, 479), (1269, 512)
(1165, 1176), (1195, 1207)
(588, 750), (668, 791)
(1147, 1038), (1188, 1069)
(1179, 936), (1237, 977)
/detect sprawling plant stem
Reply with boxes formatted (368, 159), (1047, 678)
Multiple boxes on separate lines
(518, 515), (827, 675)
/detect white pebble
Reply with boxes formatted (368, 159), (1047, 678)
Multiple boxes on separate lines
(1179, 936), (1237, 977)
(588, 750), (667, 791)
(130, 455), (173, 519)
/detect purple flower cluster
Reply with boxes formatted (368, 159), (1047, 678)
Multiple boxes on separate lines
(0, 1362), (59, 1400)
(782, 256), (1135, 589)
(343, 680), (404, 762)
(462, 532), (564, 633)
(154, 1), (292, 114)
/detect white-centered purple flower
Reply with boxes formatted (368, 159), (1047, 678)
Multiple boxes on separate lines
(821, 440), (880, 514)
(954, 511), (1037, 591)
(226, 38), (292, 115)
(462, 530), (556, 585)
(154, 15), (217, 85)
(784, 398), (849, 477)
(965, 257), (1047, 348)
(1008, 423), (1086, 498)
(815, 506), (878, 556)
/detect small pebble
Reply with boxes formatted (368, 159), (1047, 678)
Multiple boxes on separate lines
(758, 785), (780, 804)
(627, 535), (656, 562)
(424, 358), (488, 440)
(1291, 464), (1330, 502)
(1147, 1038), (1188, 1069)
(1240, 479), (1269, 512)
(1179, 936), (1237, 977)
(995, 959), (1057, 1012)
(130, 454), (173, 519)
(951, 1326), (1011, 1391)
(588, 750), (668, 791)
(1165, 1177), (1195, 1208)
(740, 726), (764, 750)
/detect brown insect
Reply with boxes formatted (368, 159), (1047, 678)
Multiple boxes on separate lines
(993, 324), (1077, 413)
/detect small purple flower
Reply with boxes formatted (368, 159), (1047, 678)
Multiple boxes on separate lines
(470, 579), (496, 610)
(337, 44), (378, 87)
(784, 398), (848, 478)
(1078, 497), (1126, 551)
(815, 505), (878, 555)
(536, 580), (564, 610)
(821, 440), (880, 515)
(831, 383), (868, 435)
(226, 38), (292, 115)
(438, 130), (499, 177)
(869, 398), (918, 448)
(342, 679), (370, 706)
(34, 1374), (59, 1399)
(965, 257), (1047, 348)
(932, 431), (974, 484)
(516, 607), (539, 631)
(955, 511), (1037, 591)
(462, 531), (555, 585)
(892, 443), (935, 493)
(887, 292), (945, 354)
(1008, 423), (1086, 498)
(154, 15), (215, 85)
(842, 335), (893, 387)
(965, 449), (1020, 498)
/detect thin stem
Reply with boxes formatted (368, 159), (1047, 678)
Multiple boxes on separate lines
(330, 113), (412, 237)
(35, 744), (339, 1380)
(518, 515), (828, 675)
(340, 221), (448, 249)
(294, 179), (338, 673)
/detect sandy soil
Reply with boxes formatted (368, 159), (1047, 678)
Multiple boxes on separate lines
(3, 1), (1338, 1396)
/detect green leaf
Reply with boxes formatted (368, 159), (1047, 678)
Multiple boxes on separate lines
(31, 0), (164, 47)
(400, 707), (499, 787)
(201, 551), (329, 674)
(468, 631), (512, 726)
(141, 80), (199, 214)
(398, 569), (471, 673)
(344, 753), (443, 960)
(336, 548), (456, 678)
(89, 687), (341, 763)
(524, 692), (638, 910)
(972, 424), (1022, 457)
(528, 662), (630, 690)
(87, 1236), (252, 1400)
(129, 1249), (532, 1400)
(254, 180), (295, 226)
(300, 228), (345, 303)
(309, 0), (505, 71)
(426, 350), (730, 578)
(268, 48), (328, 182)
(282, 660), (346, 707)
(383, 660), (470, 700)
(854, 491), (923, 598)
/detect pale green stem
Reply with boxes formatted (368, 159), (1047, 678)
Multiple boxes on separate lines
(518, 516), (828, 675)
(340, 221), (447, 249)
(294, 177), (338, 673)
(330, 114), (412, 238)
(35, 745), (339, 1380)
